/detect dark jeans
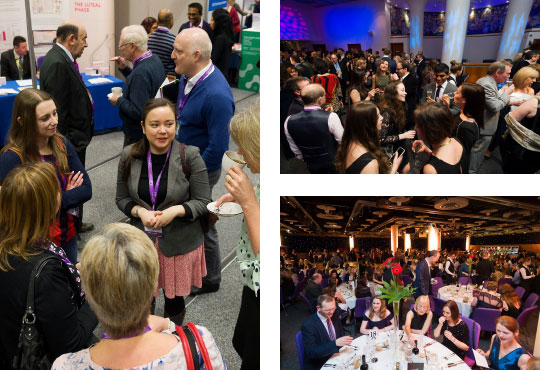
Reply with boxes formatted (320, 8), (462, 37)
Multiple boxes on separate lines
(233, 286), (260, 370)
(64, 236), (78, 264)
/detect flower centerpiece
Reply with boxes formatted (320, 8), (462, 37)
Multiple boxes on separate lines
(378, 257), (416, 363)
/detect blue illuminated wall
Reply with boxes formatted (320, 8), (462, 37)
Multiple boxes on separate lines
(280, 3), (310, 40)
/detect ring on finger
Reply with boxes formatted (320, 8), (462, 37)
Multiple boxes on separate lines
(225, 174), (233, 183)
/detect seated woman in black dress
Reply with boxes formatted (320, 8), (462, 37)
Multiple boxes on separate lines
(450, 82), (485, 173)
(335, 101), (403, 174)
(359, 297), (394, 334)
(433, 300), (470, 360)
(405, 102), (467, 174)
(404, 295), (433, 344)
(472, 281), (503, 310)
(499, 284), (522, 319)
(355, 275), (374, 298)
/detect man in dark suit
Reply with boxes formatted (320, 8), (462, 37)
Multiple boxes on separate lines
(413, 250), (440, 298)
(420, 63), (460, 116)
(1, 36), (31, 80)
(330, 52), (348, 103)
(177, 2), (213, 39)
(304, 273), (323, 308)
(301, 294), (353, 370)
(40, 21), (94, 232)
(290, 55), (314, 79)
(476, 252), (495, 285)
(397, 61), (418, 128)
(510, 50), (539, 78)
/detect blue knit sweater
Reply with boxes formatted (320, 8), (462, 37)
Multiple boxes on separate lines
(176, 68), (235, 172)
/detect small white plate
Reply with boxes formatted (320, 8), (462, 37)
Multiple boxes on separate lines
(107, 92), (122, 99)
(207, 201), (243, 216)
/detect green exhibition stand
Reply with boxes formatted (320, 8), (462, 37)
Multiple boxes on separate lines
(238, 29), (260, 92)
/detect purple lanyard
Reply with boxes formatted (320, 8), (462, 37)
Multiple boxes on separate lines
(133, 50), (152, 68)
(102, 326), (151, 340)
(147, 145), (172, 210)
(176, 63), (214, 119)
(40, 154), (66, 190)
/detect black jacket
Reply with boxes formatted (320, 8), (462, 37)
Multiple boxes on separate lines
(0, 49), (31, 80)
(40, 44), (93, 152)
(301, 312), (345, 370)
(178, 20), (213, 39)
(0, 251), (97, 367)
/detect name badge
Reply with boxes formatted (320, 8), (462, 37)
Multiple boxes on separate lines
(144, 226), (163, 238)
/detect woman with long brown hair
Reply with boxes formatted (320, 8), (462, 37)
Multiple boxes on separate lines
(433, 300), (470, 360)
(0, 162), (98, 368)
(336, 101), (403, 173)
(0, 88), (91, 263)
(499, 283), (522, 319)
(348, 69), (377, 104)
(359, 297), (394, 334)
(477, 316), (531, 370)
(379, 81), (416, 158)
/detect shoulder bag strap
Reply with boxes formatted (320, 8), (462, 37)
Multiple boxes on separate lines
(181, 326), (200, 369)
(186, 322), (214, 370)
(176, 325), (195, 370)
(8, 147), (25, 164)
(24, 255), (57, 320)
(179, 143), (191, 179)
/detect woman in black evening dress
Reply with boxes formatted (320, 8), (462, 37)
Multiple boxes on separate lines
(335, 101), (403, 174)
(433, 300), (470, 360)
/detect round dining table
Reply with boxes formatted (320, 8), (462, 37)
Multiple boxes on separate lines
(337, 283), (357, 310)
(437, 285), (475, 317)
(320, 331), (471, 370)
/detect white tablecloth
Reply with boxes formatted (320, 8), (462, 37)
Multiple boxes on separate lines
(338, 284), (357, 310)
(321, 331), (471, 370)
(438, 285), (475, 317)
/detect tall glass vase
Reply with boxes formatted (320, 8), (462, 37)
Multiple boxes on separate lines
(393, 300), (400, 363)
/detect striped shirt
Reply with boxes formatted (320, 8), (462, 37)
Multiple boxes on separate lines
(147, 26), (176, 75)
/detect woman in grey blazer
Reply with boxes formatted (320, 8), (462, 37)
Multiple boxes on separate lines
(116, 98), (211, 326)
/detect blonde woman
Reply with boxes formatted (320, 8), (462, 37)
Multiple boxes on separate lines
(0, 163), (98, 368)
(509, 66), (539, 111)
(52, 223), (225, 369)
(216, 102), (260, 370)
(404, 295), (433, 344)
(360, 297), (394, 334)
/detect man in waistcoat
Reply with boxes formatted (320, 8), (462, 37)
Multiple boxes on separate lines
(443, 253), (457, 285)
(284, 84), (343, 174)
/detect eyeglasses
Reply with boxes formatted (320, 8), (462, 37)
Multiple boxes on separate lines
(118, 42), (132, 49)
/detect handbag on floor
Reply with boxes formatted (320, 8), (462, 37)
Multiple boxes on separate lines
(12, 254), (57, 370)
(176, 322), (214, 370)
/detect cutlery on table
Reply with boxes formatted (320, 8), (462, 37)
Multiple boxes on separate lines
(322, 364), (337, 368)
(444, 353), (457, 360)
(447, 361), (465, 367)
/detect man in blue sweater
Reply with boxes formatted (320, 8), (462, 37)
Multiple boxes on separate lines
(109, 25), (165, 146)
(172, 27), (235, 295)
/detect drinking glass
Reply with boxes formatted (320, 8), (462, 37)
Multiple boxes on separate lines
(426, 89), (433, 99)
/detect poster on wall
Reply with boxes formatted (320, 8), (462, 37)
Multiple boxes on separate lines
(0, 0), (28, 52)
(30, 0), (70, 29)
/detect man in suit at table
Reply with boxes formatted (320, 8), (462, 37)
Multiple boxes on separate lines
(304, 273), (323, 308)
(413, 250), (440, 298)
(420, 63), (460, 116)
(177, 2), (213, 39)
(301, 294), (353, 370)
(1, 36), (31, 80)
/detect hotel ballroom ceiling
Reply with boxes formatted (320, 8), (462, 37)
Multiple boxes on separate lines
(280, 196), (540, 238)
(288, 0), (510, 11)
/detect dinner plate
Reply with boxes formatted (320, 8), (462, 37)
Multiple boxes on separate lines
(207, 201), (243, 216)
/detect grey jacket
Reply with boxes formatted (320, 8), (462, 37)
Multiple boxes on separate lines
(116, 140), (211, 257)
(420, 81), (460, 117)
(476, 75), (509, 136)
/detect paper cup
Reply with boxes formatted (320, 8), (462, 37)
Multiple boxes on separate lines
(111, 87), (123, 95)
(222, 150), (246, 173)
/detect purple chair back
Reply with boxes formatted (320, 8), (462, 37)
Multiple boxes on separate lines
(432, 277), (443, 295)
(497, 278), (512, 288)
(354, 297), (372, 319)
(458, 277), (470, 286)
(471, 308), (501, 333)
(299, 292), (315, 313)
(433, 296), (446, 317)
(36, 56), (45, 70)
(295, 331), (305, 370)
(523, 293), (539, 310)
(289, 278), (306, 300)
(461, 316), (481, 367)
(321, 277), (329, 289)
(517, 306), (537, 327)
(515, 286), (525, 300)
(401, 275), (412, 286)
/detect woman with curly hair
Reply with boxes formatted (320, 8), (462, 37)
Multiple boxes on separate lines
(378, 81), (416, 158)
(335, 102), (403, 173)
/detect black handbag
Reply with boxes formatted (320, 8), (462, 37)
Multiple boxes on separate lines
(12, 255), (57, 370)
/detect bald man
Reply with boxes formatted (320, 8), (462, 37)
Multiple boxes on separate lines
(171, 28), (234, 295)
(284, 84), (343, 173)
(147, 9), (176, 75)
(40, 20), (92, 164)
